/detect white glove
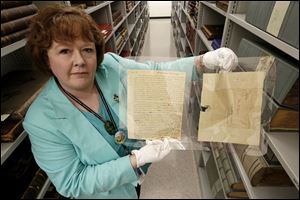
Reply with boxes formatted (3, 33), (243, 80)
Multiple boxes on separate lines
(131, 138), (185, 168)
(202, 47), (238, 72)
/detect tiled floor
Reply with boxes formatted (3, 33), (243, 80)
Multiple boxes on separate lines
(139, 18), (202, 199)
(140, 19), (177, 58)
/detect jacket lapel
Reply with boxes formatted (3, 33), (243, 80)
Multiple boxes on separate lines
(95, 65), (127, 129)
(47, 78), (119, 164)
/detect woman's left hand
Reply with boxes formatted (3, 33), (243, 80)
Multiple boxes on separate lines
(196, 47), (238, 73)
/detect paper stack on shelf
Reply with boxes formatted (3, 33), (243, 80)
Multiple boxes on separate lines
(71, 1), (103, 8)
(1, 137), (39, 199)
(115, 26), (128, 52)
(120, 50), (130, 57)
(1, 2), (38, 48)
(125, 1), (134, 13)
(70, 2), (87, 10)
(42, 183), (62, 199)
(211, 38), (221, 49)
(112, 10), (123, 27)
(211, 143), (249, 198)
(237, 38), (299, 132)
(186, 21), (195, 51)
(187, 1), (199, 25)
(1, 70), (49, 142)
(98, 23), (112, 40)
(263, 94), (299, 132)
(21, 168), (48, 199)
(185, 46), (193, 56)
(216, 1), (229, 12)
(200, 25), (224, 40)
(234, 144), (294, 186)
(1, 116), (24, 142)
(206, 152), (226, 199)
(245, 1), (299, 49)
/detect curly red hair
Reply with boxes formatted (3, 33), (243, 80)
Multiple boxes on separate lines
(26, 4), (105, 74)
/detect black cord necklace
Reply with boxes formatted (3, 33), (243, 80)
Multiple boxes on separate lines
(54, 77), (118, 135)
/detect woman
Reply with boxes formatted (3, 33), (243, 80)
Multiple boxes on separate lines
(23, 4), (237, 199)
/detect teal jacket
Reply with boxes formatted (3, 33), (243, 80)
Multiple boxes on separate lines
(23, 53), (198, 199)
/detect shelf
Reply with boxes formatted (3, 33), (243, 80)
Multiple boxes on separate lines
(265, 132), (299, 190)
(84, 1), (112, 14)
(104, 32), (113, 43)
(172, 2), (299, 198)
(113, 17), (127, 32)
(117, 36), (129, 55)
(185, 37), (194, 54)
(1, 3), (150, 199)
(136, 26), (147, 56)
(1, 131), (27, 165)
(180, 38), (186, 50)
(1, 38), (27, 57)
(210, 143), (230, 199)
(127, 2), (143, 38)
(179, 50), (184, 58)
(201, 1), (227, 17)
(228, 144), (299, 199)
(196, 29), (213, 51)
(180, 4), (196, 29)
(37, 178), (51, 199)
(181, 22), (186, 35)
(126, 1), (140, 18)
(179, 22), (194, 54)
(129, 5), (147, 53)
(198, 167), (214, 199)
(228, 13), (299, 60)
(128, 24), (135, 36)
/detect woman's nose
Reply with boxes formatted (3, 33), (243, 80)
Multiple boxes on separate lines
(73, 50), (85, 67)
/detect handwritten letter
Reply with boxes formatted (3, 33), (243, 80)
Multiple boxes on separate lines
(127, 70), (186, 140)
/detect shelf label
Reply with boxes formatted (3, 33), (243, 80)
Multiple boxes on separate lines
(266, 1), (290, 37)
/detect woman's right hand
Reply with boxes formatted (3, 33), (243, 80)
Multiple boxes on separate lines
(131, 138), (185, 168)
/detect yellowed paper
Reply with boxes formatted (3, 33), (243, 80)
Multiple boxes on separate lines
(197, 72), (265, 146)
(127, 70), (186, 140)
(266, 1), (290, 36)
(256, 56), (275, 73)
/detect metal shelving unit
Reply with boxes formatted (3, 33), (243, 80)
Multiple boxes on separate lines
(227, 13), (299, 60)
(265, 132), (299, 190)
(201, 1), (227, 16)
(84, 1), (112, 14)
(1, 131), (27, 165)
(209, 143), (231, 199)
(228, 144), (299, 199)
(1, 38), (27, 57)
(36, 178), (51, 199)
(1, 1), (149, 63)
(196, 29), (213, 51)
(1, 1), (150, 198)
(172, 1), (299, 60)
(172, 1), (299, 199)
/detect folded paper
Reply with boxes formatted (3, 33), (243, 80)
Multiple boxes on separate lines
(198, 71), (265, 146)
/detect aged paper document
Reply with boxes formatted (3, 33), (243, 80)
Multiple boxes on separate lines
(127, 70), (186, 140)
(198, 72), (265, 146)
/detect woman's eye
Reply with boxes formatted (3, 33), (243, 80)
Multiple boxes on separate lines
(84, 48), (94, 53)
(60, 49), (70, 54)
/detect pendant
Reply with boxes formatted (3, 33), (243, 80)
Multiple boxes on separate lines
(113, 94), (119, 103)
(114, 130), (126, 144)
(104, 120), (117, 135)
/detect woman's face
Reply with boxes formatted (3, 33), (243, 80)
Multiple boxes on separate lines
(47, 38), (97, 92)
